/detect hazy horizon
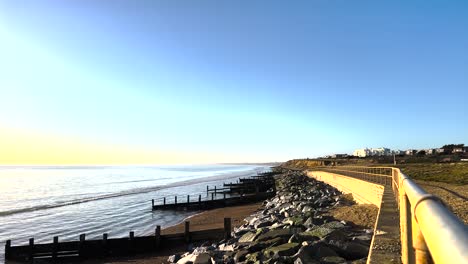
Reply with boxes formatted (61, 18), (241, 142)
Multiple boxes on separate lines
(1, 1), (467, 164)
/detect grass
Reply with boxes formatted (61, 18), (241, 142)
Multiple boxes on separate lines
(394, 163), (468, 185)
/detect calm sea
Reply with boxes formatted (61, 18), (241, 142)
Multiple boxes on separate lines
(0, 164), (270, 261)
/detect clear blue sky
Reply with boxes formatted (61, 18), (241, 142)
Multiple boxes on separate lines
(0, 0), (467, 163)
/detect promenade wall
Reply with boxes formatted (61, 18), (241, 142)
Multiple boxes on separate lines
(306, 171), (384, 207)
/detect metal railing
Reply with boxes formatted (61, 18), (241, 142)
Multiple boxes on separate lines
(315, 166), (468, 264)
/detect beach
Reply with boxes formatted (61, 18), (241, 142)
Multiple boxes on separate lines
(86, 203), (263, 264)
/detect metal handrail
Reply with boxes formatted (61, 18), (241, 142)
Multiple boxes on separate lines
(312, 166), (468, 264)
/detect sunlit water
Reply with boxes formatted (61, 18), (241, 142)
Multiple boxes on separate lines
(0, 165), (270, 261)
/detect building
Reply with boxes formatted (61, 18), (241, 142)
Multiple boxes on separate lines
(453, 147), (465, 153)
(406, 149), (416, 156)
(353, 148), (371, 157)
(435, 148), (445, 154)
(425, 149), (435, 155)
(371, 147), (391, 156)
(331, 154), (348, 158)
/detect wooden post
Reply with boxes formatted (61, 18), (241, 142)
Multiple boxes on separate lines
(224, 218), (232, 239)
(102, 233), (108, 256)
(184, 221), (190, 243)
(152, 199), (154, 208)
(79, 234), (86, 258)
(129, 231), (135, 255)
(52, 236), (58, 260)
(175, 196), (177, 204)
(163, 197), (166, 205)
(155, 226), (161, 249)
(5, 240), (11, 260)
(211, 192), (214, 200)
(214, 186), (217, 194)
(207, 185), (209, 194)
(187, 195), (190, 204)
(29, 238), (34, 262)
(198, 194), (202, 208)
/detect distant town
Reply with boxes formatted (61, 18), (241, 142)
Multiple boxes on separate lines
(319, 144), (468, 160)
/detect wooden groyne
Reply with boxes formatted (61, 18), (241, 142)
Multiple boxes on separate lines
(152, 172), (277, 211)
(152, 191), (274, 210)
(5, 219), (232, 263)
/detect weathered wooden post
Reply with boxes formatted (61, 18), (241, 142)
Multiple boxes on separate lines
(224, 218), (232, 239)
(198, 194), (202, 208)
(207, 185), (209, 194)
(5, 240), (11, 260)
(29, 238), (34, 262)
(184, 221), (190, 243)
(129, 231), (135, 255)
(152, 199), (154, 208)
(79, 234), (86, 258)
(163, 197), (166, 205)
(187, 195), (190, 204)
(52, 236), (59, 260)
(175, 196), (177, 204)
(214, 186), (217, 194)
(211, 192), (214, 200)
(102, 233), (108, 257)
(155, 226), (161, 249)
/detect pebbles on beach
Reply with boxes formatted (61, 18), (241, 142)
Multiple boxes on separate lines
(168, 171), (374, 264)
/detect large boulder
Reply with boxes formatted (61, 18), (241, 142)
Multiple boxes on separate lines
(256, 228), (295, 242)
(263, 243), (300, 258)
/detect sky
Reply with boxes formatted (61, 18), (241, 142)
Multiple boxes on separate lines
(0, 0), (467, 164)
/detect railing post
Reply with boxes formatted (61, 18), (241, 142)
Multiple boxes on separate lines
(187, 195), (190, 204)
(152, 199), (154, 208)
(29, 238), (34, 262)
(198, 194), (202, 208)
(214, 186), (217, 194)
(412, 217), (433, 264)
(211, 192), (214, 200)
(52, 236), (58, 260)
(184, 221), (190, 242)
(224, 218), (232, 239)
(155, 226), (161, 249)
(400, 193), (414, 264)
(163, 197), (166, 205)
(175, 196), (177, 204)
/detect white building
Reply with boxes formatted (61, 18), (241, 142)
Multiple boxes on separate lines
(353, 148), (371, 157)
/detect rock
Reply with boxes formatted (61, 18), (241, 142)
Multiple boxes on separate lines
(255, 220), (273, 229)
(193, 253), (212, 264)
(263, 243), (300, 258)
(322, 221), (346, 229)
(218, 243), (235, 251)
(249, 237), (284, 252)
(234, 249), (249, 262)
(239, 231), (259, 243)
(177, 254), (196, 264)
(245, 252), (261, 263)
(256, 228), (295, 242)
(321, 256), (347, 263)
(292, 243), (338, 262)
(168, 254), (181, 263)
(300, 227), (334, 239)
(337, 241), (369, 259)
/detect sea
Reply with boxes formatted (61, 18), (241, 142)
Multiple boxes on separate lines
(0, 164), (271, 261)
